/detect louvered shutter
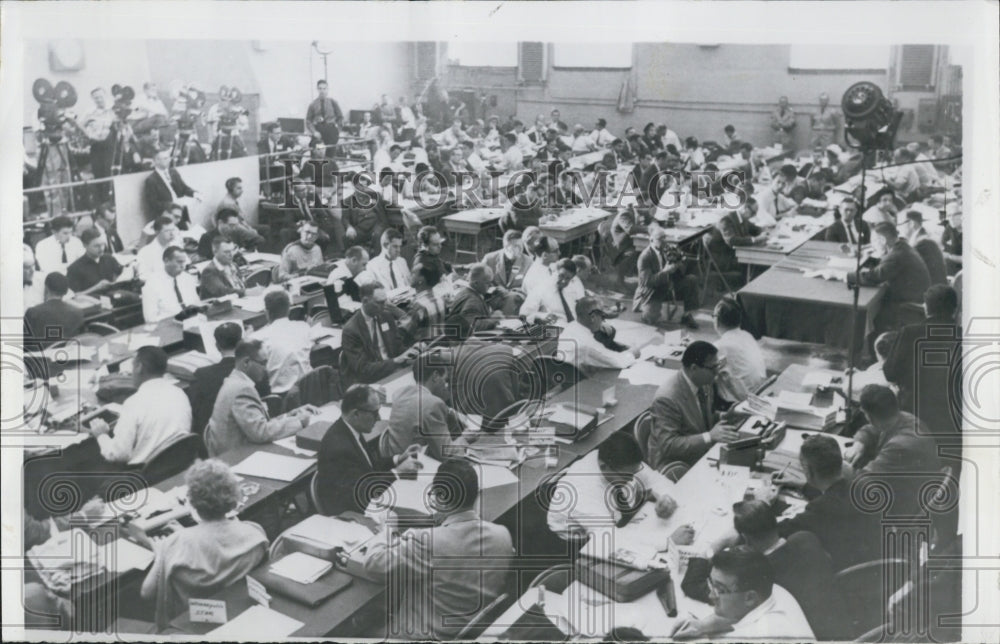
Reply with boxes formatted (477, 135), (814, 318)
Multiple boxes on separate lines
(897, 45), (937, 90)
(415, 42), (438, 80)
(519, 42), (546, 83)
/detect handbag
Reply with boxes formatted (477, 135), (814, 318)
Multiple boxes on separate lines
(574, 555), (670, 603)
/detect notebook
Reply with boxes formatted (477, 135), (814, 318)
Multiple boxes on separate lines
(269, 552), (332, 585)
(206, 605), (303, 639)
(231, 452), (314, 482)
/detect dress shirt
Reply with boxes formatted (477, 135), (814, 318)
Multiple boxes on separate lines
(912, 153), (939, 187)
(724, 584), (814, 640)
(522, 259), (555, 295)
(23, 276), (46, 311)
(715, 328), (767, 402)
(590, 128), (616, 147)
(366, 252), (412, 292)
(557, 321), (636, 374)
(136, 238), (179, 281)
(326, 261), (375, 297)
(142, 271), (201, 322)
(252, 318), (313, 394)
(571, 135), (595, 153)
(516, 132), (535, 155)
(497, 146), (524, 172)
(547, 450), (674, 540)
(755, 185), (797, 222)
(661, 129), (682, 152)
(862, 204), (897, 227)
(96, 378), (191, 465)
(35, 235), (85, 275)
(132, 94), (169, 119)
(519, 274), (582, 323)
(398, 106), (416, 129)
(886, 165), (921, 200)
(361, 310), (391, 360)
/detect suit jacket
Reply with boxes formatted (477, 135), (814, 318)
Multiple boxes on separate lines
(340, 310), (406, 386)
(24, 300), (85, 346)
(380, 383), (461, 461)
(854, 239), (930, 305)
(204, 370), (301, 457)
(632, 245), (676, 311)
(708, 212), (763, 272)
(640, 164), (669, 204)
(778, 478), (883, 571)
(913, 237), (948, 286)
(648, 370), (718, 468)
(316, 418), (397, 516)
(199, 262), (244, 299)
(143, 168), (194, 217)
(447, 286), (494, 340)
(824, 218), (871, 245)
(482, 249), (531, 290)
(189, 357), (236, 435)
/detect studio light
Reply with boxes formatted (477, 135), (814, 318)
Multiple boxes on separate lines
(841, 81), (903, 150)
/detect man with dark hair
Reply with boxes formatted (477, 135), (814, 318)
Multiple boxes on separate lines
(849, 221), (931, 333)
(141, 246), (200, 322)
(136, 215), (180, 280)
(305, 79), (343, 157)
(901, 210), (948, 285)
(143, 148), (199, 218)
(214, 177), (267, 251)
(340, 283), (413, 386)
(67, 227), (124, 294)
(520, 257), (580, 324)
(363, 458), (513, 640)
(548, 431), (683, 542)
(557, 296), (639, 375)
(24, 273), (85, 345)
(188, 322), (267, 436)
(87, 346), (191, 466)
(93, 203), (125, 254)
(251, 289), (313, 394)
(276, 219), (324, 282)
(412, 225), (451, 290)
(713, 297), (766, 402)
(483, 229), (531, 291)
(35, 216), (85, 275)
(671, 545), (813, 640)
(365, 228), (412, 293)
(198, 209), (241, 261)
(199, 238), (246, 298)
(400, 261), (447, 342)
(205, 339), (312, 456)
(633, 226), (700, 329)
(707, 198), (766, 274)
(447, 263), (501, 339)
(316, 384), (423, 515)
(774, 434), (883, 570)
(648, 341), (739, 468)
(326, 245), (373, 301)
(824, 197), (870, 245)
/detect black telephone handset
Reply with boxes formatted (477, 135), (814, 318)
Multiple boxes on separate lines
(656, 573), (678, 617)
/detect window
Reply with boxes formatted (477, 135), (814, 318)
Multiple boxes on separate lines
(448, 42), (518, 67)
(789, 44), (890, 71)
(552, 43), (632, 69)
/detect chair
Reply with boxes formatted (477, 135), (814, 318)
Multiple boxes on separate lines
(87, 321), (120, 336)
(633, 410), (653, 463)
(659, 461), (690, 482)
(308, 470), (330, 516)
(244, 268), (272, 288)
(283, 365), (340, 410)
(528, 563), (575, 595)
(310, 307), (331, 327)
(288, 304), (307, 322)
(262, 393), (285, 417)
(454, 591), (511, 641)
(835, 557), (911, 639)
(139, 433), (206, 486)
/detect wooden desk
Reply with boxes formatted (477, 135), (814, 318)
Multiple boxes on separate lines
(632, 224), (712, 252)
(734, 214), (834, 276)
(540, 207), (615, 247)
(738, 241), (886, 358)
(442, 208), (506, 262)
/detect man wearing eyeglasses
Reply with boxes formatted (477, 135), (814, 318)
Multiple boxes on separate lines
(556, 297), (640, 376)
(648, 341), (741, 470)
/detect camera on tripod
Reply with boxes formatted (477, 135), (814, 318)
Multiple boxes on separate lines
(110, 84), (136, 122)
(217, 85), (248, 133)
(33, 78), (79, 142)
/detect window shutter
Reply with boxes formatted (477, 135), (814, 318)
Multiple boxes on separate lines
(518, 42), (546, 83)
(415, 42), (438, 80)
(896, 45), (937, 90)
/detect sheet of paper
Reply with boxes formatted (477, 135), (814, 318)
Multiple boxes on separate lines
(230, 452), (314, 482)
(826, 256), (859, 270)
(620, 360), (673, 386)
(312, 404), (342, 424)
(126, 333), (159, 351)
(801, 371), (835, 388)
(272, 435), (317, 458)
(206, 605), (303, 639)
(775, 390), (815, 408)
(287, 515), (374, 549)
(639, 343), (684, 361)
(269, 552), (332, 585)
(100, 538), (154, 573)
(233, 295), (266, 313)
(547, 406), (594, 430)
(477, 463), (518, 489)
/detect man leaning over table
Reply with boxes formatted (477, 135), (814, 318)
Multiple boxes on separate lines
(648, 341), (741, 471)
(556, 296), (640, 376)
(204, 339), (314, 457)
(87, 346), (192, 467)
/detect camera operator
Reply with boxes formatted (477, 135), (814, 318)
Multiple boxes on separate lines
(210, 110), (248, 161)
(83, 87), (115, 181)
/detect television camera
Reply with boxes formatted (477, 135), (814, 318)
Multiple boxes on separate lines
(211, 86), (249, 161)
(33, 78), (85, 144)
(168, 83), (208, 166)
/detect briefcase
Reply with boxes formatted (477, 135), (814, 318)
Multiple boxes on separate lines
(574, 555), (670, 603)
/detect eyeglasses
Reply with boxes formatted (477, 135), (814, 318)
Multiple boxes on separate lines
(699, 361), (721, 372)
(707, 575), (741, 596)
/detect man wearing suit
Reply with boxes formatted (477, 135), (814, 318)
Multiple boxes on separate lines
(632, 226), (700, 329)
(902, 210), (948, 285)
(143, 149), (199, 218)
(648, 341), (740, 469)
(316, 384), (423, 516)
(824, 197), (870, 246)
(204, 340), (312, 457)
(189, 323), (242, 435)
(641, 151), (673, 206)
(199, 238), (246, 299)
(24, 273), (85, 347)
(363, 458), (513, 640)
(340, 283), (413, 387)
(844, 385), (942, 518)
(775, 434), (883, 571)
(447, 263), (501, 339)
(483, 230), (531, 290)
(848, 222), (931, 333)
(707, 198), (766, 274)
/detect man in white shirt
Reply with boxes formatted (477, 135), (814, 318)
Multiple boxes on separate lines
(590, 118), (616, 148)
(34, 216), (85, 275)
(460, 140), (487, 175)
(135, 215), (180, 281)
(712, 297), (767, 403)
(366, 228), (412, 293)
(755, 179), (798, 222)
(496, 133), (524, 173)
(558, 297), (639, 375)
(326, 245), (374, 301)
(658, 123), (682, 152)
(571, 124), (596, 153)
(252, 290), (313, 394)
(906, 142), (939, 188)
(884, 148), (922, 201)
(142, 246), (200, 322)
(670, 546), (814, 640)
(131, 82), (169, 121)
(520, 258), (583, 324)
(521, 235), (561, 296)
(397, 96), (416, 136)
(547, 432), (683, 542)
(86, 346), (191, 466)
(435, 118), (469, 151)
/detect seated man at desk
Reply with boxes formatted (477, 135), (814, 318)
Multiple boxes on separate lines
(861, 188), (898, 227)
(547, 432), (682, 543)
(648, 341), (740, 470)
(188, 322), (261, 436)
(34, 216), (85, 275)
(252, 290), (313, 395)
(365, 228), (412, 294)
(669, 546), (814, 640)
(380, 352), (470, 461)
(363, 458), (513, 641)
(340, 283), (414, 386)
(197, 209), (256, 263)
(847, 222), (930, 333)
(86, 346), (192, 468)
(399, 262), (448, 343)
(326, 245), (374, 301)
(24, 273), (85, 345)
(66, 227), (125, 295)
(205, 339), (313, 456)
(316, 384), (423, 516)
(136, 216), (180, 281)
(521, 235), (561, 296)
(633, 226), (700, 329)
(199, 238), (246, 298)
(557, 296), (640, 376)
(483, 229), (532, 291)
(712, 297), (767, 403)
(447, 263), (502, 339)
(141, 246), (200, 322)
(520, 258), (583, 324)
(823, 197), (870, 246)
(276, 219), (324, 283)
(412, 225), (453, 297)
(706, 197), (767, 274)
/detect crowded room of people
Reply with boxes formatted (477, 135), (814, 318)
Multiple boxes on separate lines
(20, 39), (966, 641)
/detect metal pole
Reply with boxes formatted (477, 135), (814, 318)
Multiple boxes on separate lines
(844, 162), (867, 425)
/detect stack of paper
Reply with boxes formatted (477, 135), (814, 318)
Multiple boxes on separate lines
(233, 295), (266, 313)
(269, 552), (332, 584)
(207, 605), (303, 639)
(619, 360), (672, 386)
(286, 515), (375, 550)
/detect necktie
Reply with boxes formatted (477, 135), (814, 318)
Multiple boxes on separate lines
(173, 277), (185, 306)
(371, 318), (388, 360)
(697, 387), (712, 431)
(60, 242), (67, 264)
(389, 262), (398, 288)
(847, 221), (856, 245)
(558, 286), (574, 322)
(321, 99), (327, 121)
